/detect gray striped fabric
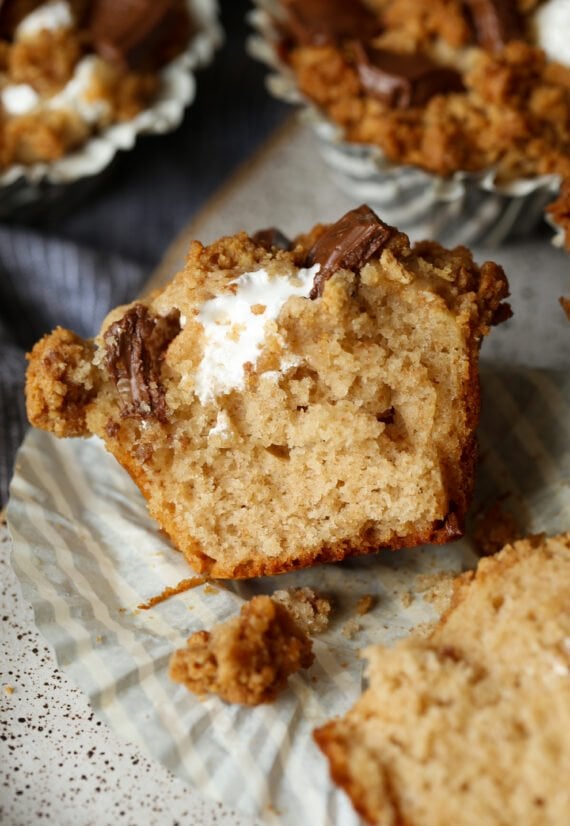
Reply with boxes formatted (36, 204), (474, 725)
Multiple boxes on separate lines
(7, 367), (569, 825)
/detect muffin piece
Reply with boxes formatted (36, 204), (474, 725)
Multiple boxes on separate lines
(169, 594), (314, 705)
(26, 205), (509, 578)
(315, 531), (570, 826)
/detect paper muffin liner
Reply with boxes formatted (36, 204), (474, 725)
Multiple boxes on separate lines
(7, 366), (570, 825)
(0, 0), (222, 221)
(248, 2), (562, 247)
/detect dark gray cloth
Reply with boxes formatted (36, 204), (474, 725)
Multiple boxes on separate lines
(0, 0), (288, 503)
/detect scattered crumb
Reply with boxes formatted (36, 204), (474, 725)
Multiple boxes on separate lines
(400, 591), (414, 608)
(355, 595), (375, 616)
(203, 584), (219, 595)
(4, 685), (14, 695)
(272, 587), (332, 635)
(95, 635), (104, 644)
(341, 618), (361, 639)
(169, 595), (314, 705)
(472, 499), (522, 557)
(138, 576), (206, 610)
(416, 572), (456, 614)
(409, 621), (435, 638)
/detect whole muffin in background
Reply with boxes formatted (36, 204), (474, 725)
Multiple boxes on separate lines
(277, 0), (570, 183)
(0, 0), (193, 169)
(25, 206), (510, 578)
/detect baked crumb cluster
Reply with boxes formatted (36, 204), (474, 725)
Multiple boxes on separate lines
(169, 595), (314, 705)
(26, 206), (510, 579)
(315, 531), (570, 826)
(0, 0), (191, 169)
(276, 0), (570, 183)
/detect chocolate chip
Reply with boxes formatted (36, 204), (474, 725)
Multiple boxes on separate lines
(251, 228), (293, 252)
(376, 407), (395, 424)
(104, 304), (181, 422)
(352, 42), (464, 108)
(281, 0), (381, 47)
(88, 0), (190, 69)
(431, 506), (463, 542)
(464, 0), (522, 52)
(306, 205), (396, 299)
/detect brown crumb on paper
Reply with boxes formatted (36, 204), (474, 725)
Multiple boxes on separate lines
(341, 618), (361, 639)
(473, 499), (522, 557)
(203, 584), (219, 595)
(416, 572), (456, 614)
(4, 685), (15, 695)
(138, 576), (206, 610)
(400, 591), (414, 608)
(272, 587), (332, 635)
(169, 595), (314, 705)
(356, 595), (375, 615)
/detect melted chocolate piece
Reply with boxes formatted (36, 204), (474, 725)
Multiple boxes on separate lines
(464, 0), (522, 52)
(306, 205), (396, 299)
(104, 304), (181, 422)
(251, 227), (293, 252)
(281, 0), (381, 47)
(431, 509), (463, 542)
(88, 0), (190, 69)
(352, 42), (464, 108)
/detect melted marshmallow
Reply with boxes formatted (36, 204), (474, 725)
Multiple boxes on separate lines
(1, 84), (40, 115)
(16, 0), (73, 39)
(48, 56), (111, 123)
(195, 264), (319, 403)
(534, 0), (570, 67)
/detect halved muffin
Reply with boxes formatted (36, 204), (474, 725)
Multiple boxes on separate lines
(26, 205), (509, 578)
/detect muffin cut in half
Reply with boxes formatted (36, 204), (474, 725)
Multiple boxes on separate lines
(26, 205), (509, 578)
(314, 531), (570, 826)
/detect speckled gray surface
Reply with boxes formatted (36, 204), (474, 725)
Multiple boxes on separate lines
(0, 515), (260, 826)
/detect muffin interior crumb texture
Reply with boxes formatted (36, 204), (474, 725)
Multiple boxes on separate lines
(25, 205), (510, 578)
(169, 594), (314, 705)
(315, 531), (570, 826)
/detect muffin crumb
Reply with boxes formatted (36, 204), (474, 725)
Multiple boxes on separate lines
(169, 595), (314, 705)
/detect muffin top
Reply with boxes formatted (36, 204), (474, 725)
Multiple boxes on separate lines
(276, 0), (570, 182)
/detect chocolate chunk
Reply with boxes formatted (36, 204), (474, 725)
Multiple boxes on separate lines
(431, 509), (463, 542)
(306, 205), (395, 299)
(464, 0), (522, 52)
(281, 0), (381, 47)
(352, 42), (464, 108)
(251, 228), (293, 252)
(104, 304), (181, 422)
(88, 0), (191, 70)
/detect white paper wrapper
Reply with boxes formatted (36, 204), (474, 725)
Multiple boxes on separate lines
(0, 0), (222, 218)
(7, 365), (570, 825)
(248, 3), (562, 246)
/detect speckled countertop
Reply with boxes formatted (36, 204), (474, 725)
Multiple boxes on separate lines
(0, 513), (260, 826)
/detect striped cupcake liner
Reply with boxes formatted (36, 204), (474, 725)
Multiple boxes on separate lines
(0, 0), (223, 222)
(7, 366), (570, 825)
(248, 2), (562, 247)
